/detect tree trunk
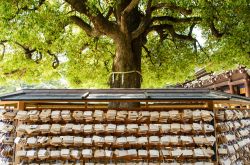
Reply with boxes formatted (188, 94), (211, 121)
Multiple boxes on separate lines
(109, 36), (143, 108)
(109, 1), (144, 108)
(110, 37), (142, 89)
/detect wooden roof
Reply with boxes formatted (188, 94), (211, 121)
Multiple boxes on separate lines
(0, 88), (250, 102)
(181, 67), (250, 88)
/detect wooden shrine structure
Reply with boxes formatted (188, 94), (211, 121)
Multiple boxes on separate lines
(178, 68), (250, 97)
(0, 88), (250, 165)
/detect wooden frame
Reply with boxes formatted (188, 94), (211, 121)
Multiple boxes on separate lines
(0, 90), (250, 165)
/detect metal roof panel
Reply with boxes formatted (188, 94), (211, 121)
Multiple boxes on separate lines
(0, 88), (247, 102)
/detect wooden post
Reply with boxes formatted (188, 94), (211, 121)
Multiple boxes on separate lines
(228, 81), (234, 95)
(14, 101), (25, 165)
(245, 78), (250, 97)
(207, 101), (219, 164)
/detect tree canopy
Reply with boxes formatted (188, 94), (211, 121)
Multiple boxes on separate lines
(0, 0), (249, 88)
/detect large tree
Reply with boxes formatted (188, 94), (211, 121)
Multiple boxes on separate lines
(0, 0), (249, 88)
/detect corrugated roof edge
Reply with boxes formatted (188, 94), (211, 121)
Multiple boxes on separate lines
(211, 90), (250, 102)
(0, 88), (210, 96)
(0, 88), (210, 93)
(1, 88), (249, 101)
(0, 90), (25, 99)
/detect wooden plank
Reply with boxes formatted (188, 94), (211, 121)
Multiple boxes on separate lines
(211, 81), (230, 89)
(23, 102), (208, 110)
(14, 102), (25, 165)
(0, 101), (19, 105)
(3, 97), (223, 103)
(208, 101), (219, 165)
(229, 79), (246, 86)
(213, 100), (250, 105)
(245, 78), (250, 97)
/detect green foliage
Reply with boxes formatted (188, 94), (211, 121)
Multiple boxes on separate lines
(63, 30), (114, 88)
(0, 0), (249, 88)
(197, 0), (250, 72)
(142, 32), (198, 87)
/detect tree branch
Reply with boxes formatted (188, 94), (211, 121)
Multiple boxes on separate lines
(131, 0), (153, 39)
(70, 16), (100, 37)
(142, 44), (155, 65)
(131, 18), (150, 39)
(122, 0), (140, 15)
(103, 60), (110, 72)
(195, 39), (208, 57)
(7, 0), (46, 20)
(15, 42), (36, 59)
(1, 40), (60, 68)
(152, 16), (202, 23)
(105, 7), (114, 19)
(151, 3), (192, 15)
(47, 50), (59, 69)
(4, 69), (23, 76)
(0, 40), (7, 60)
(132, 1), (198, 40)
(66, 0), (119, 40)
(120, 0), (140, 34)
(33, 52), (43, 63)
(15, 42), (44, 63)
(0, 40), (43, 62)
(65, 0), (88, 15)
(189, 23), (196, 36)
(210, 21), (224, 38)
(149, 24), (195, 41)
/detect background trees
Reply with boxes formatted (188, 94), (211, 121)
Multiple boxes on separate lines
(0, 0), (249, 88)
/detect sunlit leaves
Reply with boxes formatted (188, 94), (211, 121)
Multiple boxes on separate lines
(0, 0), (249, 88)
(141, 32), (198, 87)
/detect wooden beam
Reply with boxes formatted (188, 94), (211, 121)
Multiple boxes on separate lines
(229, 83), (234, 95)
(207, 78), (246, 91)
(0, 101), (19, 105)
(209, 81), (229, 89)
(213, 100), (250, 106)
(245, 78), (250, 97)
(17, 101), (25, 110)
(229, 79), (245, 86)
